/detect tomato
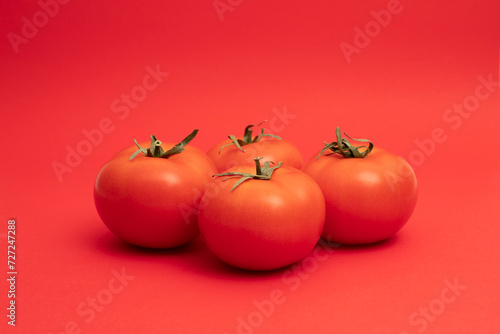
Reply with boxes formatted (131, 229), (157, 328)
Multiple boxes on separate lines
(207, 121), (304, 172)
(94, 130), (217, 249)
(198, 157), (325, 271)
(303, 127), (418, 245)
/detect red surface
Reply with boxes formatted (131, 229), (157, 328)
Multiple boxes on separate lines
(1, 1), (499, 333)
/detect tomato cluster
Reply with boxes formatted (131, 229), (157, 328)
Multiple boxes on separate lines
(94, 123), (418, 271)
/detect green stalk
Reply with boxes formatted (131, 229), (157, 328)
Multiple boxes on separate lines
(214, 157), (283, 191)
(317, 127), (373, 160)
(219, 121), (282, 154)
(130, 129), (199, 160)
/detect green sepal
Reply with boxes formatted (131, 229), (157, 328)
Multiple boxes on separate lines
(317, 126), (373, 160)
(130, 129), (199, 160)
(218, 121), (282, 154)
(214, 157), (283, 191)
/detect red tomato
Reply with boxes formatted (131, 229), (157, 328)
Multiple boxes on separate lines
(94, 130), (217, 249)
(207, 122), (304, 172)
(303, 128), (418, 245)
(198, 158), (325, 271)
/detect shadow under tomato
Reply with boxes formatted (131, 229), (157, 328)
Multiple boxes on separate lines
(89, 221), (286, 280)
(92, 226), (203, 258)
(88, 217), (404, 281)
(178, 234), (294, 280)
(328, 233), (401, 253)
(194, 235), (403, 280)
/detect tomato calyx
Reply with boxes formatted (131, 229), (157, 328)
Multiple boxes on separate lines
(214, 157), (283, 191)
(129, 129), (199, 160)
(218, 121), (282, 154)
(317, 126), (373, 159)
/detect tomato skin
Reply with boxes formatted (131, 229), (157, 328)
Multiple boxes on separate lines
(207, 136), (304, 172)
(198, 164), (325, 271)
(94, 141), (217, 249)
(303, 147), (418, 244)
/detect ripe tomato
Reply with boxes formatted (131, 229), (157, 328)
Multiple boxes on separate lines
(198, 157), (325, 271)
(207, 121), (304, 172)
(303, 127), (418, 245)
(94, 130), (217, 249)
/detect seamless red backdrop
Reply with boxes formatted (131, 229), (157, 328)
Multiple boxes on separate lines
(1, 1), (499, 333)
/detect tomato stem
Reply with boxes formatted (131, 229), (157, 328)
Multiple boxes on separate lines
(130, 129), (199, 160)
(254, 156), (263, 175)
(214, 157), (283, 191)
(317, 127), (373, 159)
(218, 121), (282, 154)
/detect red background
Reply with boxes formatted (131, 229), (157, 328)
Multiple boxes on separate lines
(1, 0), (499, 333)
